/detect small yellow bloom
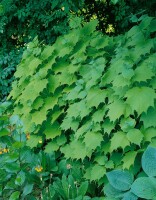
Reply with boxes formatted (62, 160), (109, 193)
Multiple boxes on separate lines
(35, 166), (43, 172)
(38, 140), (42, 144)
(0, 151), (3, 154)
(3, 148), (9, 153)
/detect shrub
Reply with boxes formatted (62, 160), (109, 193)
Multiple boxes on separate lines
(9, 15), (156, 196)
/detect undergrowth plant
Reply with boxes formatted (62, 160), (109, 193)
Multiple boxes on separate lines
(104, 145), (156, 200)
(9, 15), (156, 197)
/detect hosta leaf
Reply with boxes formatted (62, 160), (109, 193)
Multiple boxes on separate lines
(44, 122), (61, 140)
(83, 132), (103, 150)
(122, 192), (138, 200)
(125, 87), (156, 115)
(142, 146), (156, 177)
(110, 131), (130, 151)
(104, 183), (124, 198)
(122, 151), (137, 169)
(131, 177), (156, 199)
(127, 129), (143, 146)
(106, 170), (133, 191)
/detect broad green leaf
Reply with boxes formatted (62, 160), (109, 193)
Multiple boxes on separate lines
(141, 106), (156, 128)
(127, 129), (143, 146)
(122, 151), (137, 169)
(104, 183), (124, 198)
(44, 122), (61, 140)
(22, 184), (33, 197)
(143, 127), (156, 142)
(86, 87), (107, 108)
(142, 146), (156, 177)
(107, 99), (126, 122)
(83, 132), (103, 150)
(0, 128), (10, 136)
(44, 141), (59, 153)
(106, 170), (133, 191)
(110, 131), (130, 151)
(31, 107), (47, 125)
(131, 177), (156, 199)
(120, 117), (136, 132)
(9, 191), (20, 200)
(125, 87), (156, 115)
(61, 140), (91, 160)
(90, 165), (106, 181)
(122, 192), (138, 200)
(77, 181), (88, 196)
(26, 135), (42, 148)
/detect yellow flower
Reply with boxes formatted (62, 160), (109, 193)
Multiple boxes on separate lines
(38, 140), (42, 144)
(3, 148), (9, 153)
(35, 166), (43, 172)
(0, 151), (3, 154)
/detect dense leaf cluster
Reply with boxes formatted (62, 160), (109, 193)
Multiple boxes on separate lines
(9, 15), (156, 198)
(0, 0), (84, 100)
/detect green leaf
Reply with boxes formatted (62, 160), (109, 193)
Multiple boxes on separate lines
(44, 122), (61, 140)
(127, 129), (143, 146)
(133, 61), (154, 82)
(106, 170), (133, 191)
(142, 146), (156, 177)
(86, 87), (107, 108)
(122, 151), (137, 169)
(107, 99), (126, 122)
(110, 131), (130, 151)
(22, 184), (33, 197)
(90, 165), (106, 181)
(78, 181), (88, 196)
(120, 117), (136, 132)
(0, 128), (10, 136)
(131, 177), (156, 199)
(125, 87), (156, 115)
(104, 183), (124, 198)
(15, 171), (25, 186)
(44, 141), (59, 153)
(122, 192), (138, 200)
(9, 191), (20, 200)
(26, 135), (42, 148)
(61, 140), (91, 160)
(141, 106), (156, 128)
(83, 132), (103, 150)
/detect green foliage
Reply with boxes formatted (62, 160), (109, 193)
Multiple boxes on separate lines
(105, 146), (156, 200)
(9, 15), (156, 197)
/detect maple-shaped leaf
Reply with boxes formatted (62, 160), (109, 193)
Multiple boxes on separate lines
(31, 106), (47, 126)
(133, 62), (154, 83)
(92, 107), (106, 123)
(127, 129), (143, 146)
(75, 120), (93, 139)
(143, 127), (156, 142)
(110, 131), (130, 151)
(90, 165), (106, 181)
(48, 75), (60, 94)
(125, 87), (156, 115)
(120, 117), (136, 132)
(83, 132), (103, 150)
(32, 97), (44, 110)
(141, 106), (156, 128)
(107, 99), (127, 122)
(44, 141), (59, 153)
(102, 118), (115, 135)
(86, 87), (107, 108)
(122, 151), (137, 169)
(26, 135), (42, 148)
(61, 140), (91, 160)
(44, 121), (61, 140)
